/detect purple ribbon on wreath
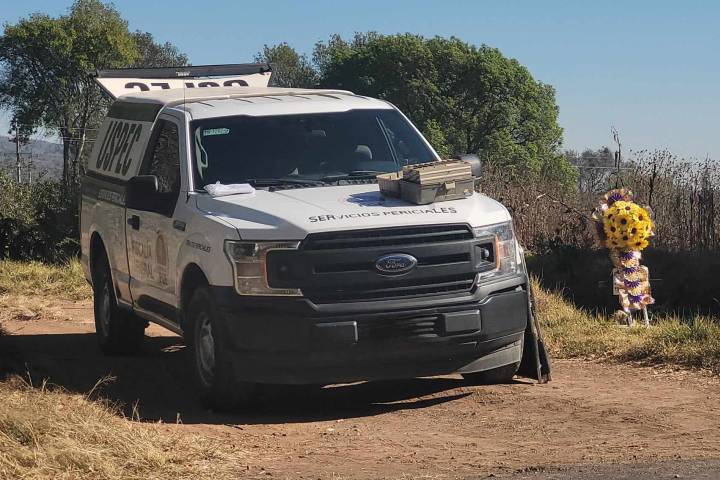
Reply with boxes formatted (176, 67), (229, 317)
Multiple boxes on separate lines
(621, 251), (636, 261)
(628, 293), (644, 304)
(607, 192), (624, 205)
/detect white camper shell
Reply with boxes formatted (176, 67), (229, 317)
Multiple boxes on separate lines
(81, 64), (549, 410)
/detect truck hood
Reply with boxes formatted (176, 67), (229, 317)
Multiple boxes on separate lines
(195, 184), (511, 240)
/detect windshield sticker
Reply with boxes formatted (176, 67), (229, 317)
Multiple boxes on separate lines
(203, 128), (230, 136)
(309, 207), (458, 223)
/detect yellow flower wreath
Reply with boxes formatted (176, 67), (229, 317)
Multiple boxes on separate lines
(603, 201), (653, 251)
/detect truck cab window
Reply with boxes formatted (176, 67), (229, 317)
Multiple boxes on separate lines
(149, 120), (180, 194)
(191, 109), (437, 189)
(377, 114), (430, 167)
(143, 120), (180, 215)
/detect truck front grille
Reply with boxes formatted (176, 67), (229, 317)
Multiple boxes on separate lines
(303, 273), (477, 304)
(266, 224), (493, 304)
(302, 224), (474, 251)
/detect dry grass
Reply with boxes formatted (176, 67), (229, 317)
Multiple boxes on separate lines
(1, 262), (719, 479)
(0, 377), (246, 480)
(534, 277), (720, 372)
(0, 260), (91, 328)
(0, 259), (90, 301)
(0, 262), (250, 479)
(0, 260), (445, 480)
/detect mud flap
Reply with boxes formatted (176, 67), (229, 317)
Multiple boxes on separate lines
(517, 283), (552, 383)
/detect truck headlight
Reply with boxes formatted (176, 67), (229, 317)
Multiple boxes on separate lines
(472, 222), (521, 279)
(224, 240), (302, 296)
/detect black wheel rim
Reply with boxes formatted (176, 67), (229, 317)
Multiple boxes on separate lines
(195, 310), (216, 387)
(98, 281), (111, 337)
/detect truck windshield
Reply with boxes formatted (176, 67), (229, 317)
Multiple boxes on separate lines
(191, 109), (437, 189)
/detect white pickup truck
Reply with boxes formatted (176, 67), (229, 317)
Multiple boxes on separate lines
(81, 64), (550, 410)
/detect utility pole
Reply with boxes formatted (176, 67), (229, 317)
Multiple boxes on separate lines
(11, 119), (21, 183)
(611, 126), (623, 188)
(25, 157), (34, 184)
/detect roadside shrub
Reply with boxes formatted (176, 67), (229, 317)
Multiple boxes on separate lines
(0, 173), (79, 263)
(481, 150), (720, 254)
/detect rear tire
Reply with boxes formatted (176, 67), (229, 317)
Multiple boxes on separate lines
(462, 361), (520, 385)
(185, 286), (258, 411)
(92, 252), (145, 355)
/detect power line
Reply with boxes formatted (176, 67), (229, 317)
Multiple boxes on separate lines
(572, 165), (634, 170)
(6, 123), (100, 131)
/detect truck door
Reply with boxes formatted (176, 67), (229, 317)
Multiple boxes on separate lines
(126, 117), (186, 319)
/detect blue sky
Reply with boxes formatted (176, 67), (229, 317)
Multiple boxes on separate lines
(2, 0), (719, 160)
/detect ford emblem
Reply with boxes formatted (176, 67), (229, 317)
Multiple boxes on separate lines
(375, 253), (417, 275)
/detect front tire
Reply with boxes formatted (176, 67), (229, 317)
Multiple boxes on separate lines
(462, 361), (520, 385)
(92, 253), (145, 355)
(185, 286), (257, 411)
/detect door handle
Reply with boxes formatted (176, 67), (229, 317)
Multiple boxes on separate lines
(127, 215), (140, 230)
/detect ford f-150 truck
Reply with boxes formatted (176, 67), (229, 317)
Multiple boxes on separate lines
(82, 64), (550, 410)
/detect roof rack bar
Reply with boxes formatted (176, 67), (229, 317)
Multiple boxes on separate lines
(166, 89), (352, 108)
(96, 63), (271, 79)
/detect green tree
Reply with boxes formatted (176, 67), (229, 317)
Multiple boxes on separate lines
(0, 0), (188, 190)
(312, 32), (382, 77)
(0, 0), (138, 189)
(314, 34), (575, 187)
(131, 31), (188, 68)
(422, 119), (451, 159)
(254, 43), (317, 88)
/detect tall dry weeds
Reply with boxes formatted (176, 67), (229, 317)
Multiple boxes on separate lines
(0, 378), (246, 480)
(481, 150), (720, 253)
(623, 150), (719, 251)
(480, 163), (595, 251)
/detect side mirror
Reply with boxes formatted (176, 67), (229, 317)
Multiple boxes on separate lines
(126, 175), (159, 210)
(455, 154), (482, 178)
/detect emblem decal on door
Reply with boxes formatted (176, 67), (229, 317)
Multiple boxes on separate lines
(155, 233), (169, 286)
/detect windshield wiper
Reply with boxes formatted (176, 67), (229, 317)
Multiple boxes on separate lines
(246, 177), (326, 187)
(320, 170), (385, 182)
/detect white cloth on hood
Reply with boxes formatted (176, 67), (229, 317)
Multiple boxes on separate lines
(204, 182), (255, 197)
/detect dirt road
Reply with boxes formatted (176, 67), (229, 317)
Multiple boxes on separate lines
(2, 296), (720, 479)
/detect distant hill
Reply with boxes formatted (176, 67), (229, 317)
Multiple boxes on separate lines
(0, 136), (63, 180)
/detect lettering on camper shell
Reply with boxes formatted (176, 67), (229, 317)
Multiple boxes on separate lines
(94, 119), (145, 177)
(122, 79), (251, 92)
